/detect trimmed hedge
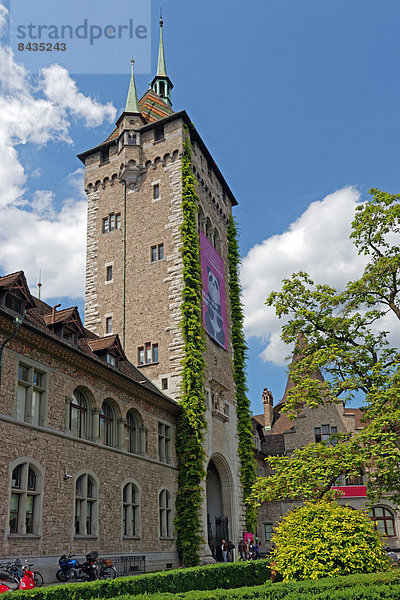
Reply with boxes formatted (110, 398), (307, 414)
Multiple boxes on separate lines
(0, 560), (269, 600)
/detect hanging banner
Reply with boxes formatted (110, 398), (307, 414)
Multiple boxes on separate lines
(200, 232), (227, 350)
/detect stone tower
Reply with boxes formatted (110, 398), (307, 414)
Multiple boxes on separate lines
(79, 20), (243, 558)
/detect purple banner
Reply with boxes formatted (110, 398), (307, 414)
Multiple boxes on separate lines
(200, 232), (227, 350)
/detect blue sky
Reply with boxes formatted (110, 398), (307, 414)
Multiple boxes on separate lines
(1, 0), (400, 415)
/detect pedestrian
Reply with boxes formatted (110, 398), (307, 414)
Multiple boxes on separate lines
(254, 540), (260, 559)
(221, 539), (228, 562)
(228, 541), (235, 562)
(238, 539), (245, 561)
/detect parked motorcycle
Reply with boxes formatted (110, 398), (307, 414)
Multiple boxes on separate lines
(74, 551), (99, 582)
(0, 562), (35, 593)
(56, 554), (80, 582)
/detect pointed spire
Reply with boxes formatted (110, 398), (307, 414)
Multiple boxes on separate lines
(157, 14), (167, 77)
(125, 58), (140, 113)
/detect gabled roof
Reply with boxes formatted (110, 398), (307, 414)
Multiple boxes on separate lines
(44, 306), (85, 336)
(88, 334), (126, 361)
(0, 270), (35, 309)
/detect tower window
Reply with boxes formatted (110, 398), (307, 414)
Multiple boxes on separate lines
(161, 378), (168, 390)
(102, 213), (121, 233)
(151, 244), (164, 262)
(100, 147), (109, 164)
(154, 125), (164, 142)
(159, 81), (165, 96)
(106, 266), (113, 281)
(153, 184), (160, 199)
(106, 316), (112, 334)
(137, 342), (159, 365)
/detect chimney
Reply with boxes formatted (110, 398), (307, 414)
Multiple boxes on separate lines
(262, 388), (274, 431)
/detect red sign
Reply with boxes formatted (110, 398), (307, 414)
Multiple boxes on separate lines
(331, 486), (367, 498)
(244, 532), (253, 543)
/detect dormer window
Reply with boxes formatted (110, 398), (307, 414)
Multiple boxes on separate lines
(106, 353), (117, 367)
(5, 293), (24, 315)
(63, 328), (76, 344)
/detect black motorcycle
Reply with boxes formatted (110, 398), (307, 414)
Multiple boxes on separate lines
(75, 551), (99, 581)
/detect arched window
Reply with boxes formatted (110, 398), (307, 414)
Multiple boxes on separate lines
(122, 481), (140, 537)
(99, 400), (115, 447)
(125, 410), (138, 454)
(75, 473), (98, 536)
(70, 389), (88, 439)
(214, 228), (221, 254)
(9, 460), (42, 535)
(205, 218), (213, 242)
(159, 81), (165, 97)
(159, 489), (172, 538)
(370, 506), (396, 537)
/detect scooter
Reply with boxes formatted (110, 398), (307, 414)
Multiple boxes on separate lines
(0, 562), (35, 593)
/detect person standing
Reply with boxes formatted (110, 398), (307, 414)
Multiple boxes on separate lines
(221, 539), (228, 562)
(238, 539), (245, 561)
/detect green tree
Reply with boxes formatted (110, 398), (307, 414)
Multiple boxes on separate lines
(271, 501), (389, 581)
(253, 189), (400, 507)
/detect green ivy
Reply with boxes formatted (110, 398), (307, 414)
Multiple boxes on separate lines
(175, 132), (207, 567)
(227, 216), (257, 531)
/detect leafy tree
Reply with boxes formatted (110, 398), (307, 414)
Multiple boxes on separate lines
(253, 189), (400, 506)
(271, 501), (389, 581)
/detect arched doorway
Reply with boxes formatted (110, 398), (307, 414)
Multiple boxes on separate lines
(206, 456), (233, 561)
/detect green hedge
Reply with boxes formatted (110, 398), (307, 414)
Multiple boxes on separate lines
(0, 560), (269, 600)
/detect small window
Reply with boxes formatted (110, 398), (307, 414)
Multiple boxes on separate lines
(5, 293), (24, 314)
(153, 184), (160, 199)
(264, 523), (273, 542)
(138, 342), (158, 365)
(106, 316), (112, 334)
(102, 213), (121, 234)
(100, 147), (109, 164)
(154, 125), (164, 142)
(70, 389), (88, 439)
(161, 378), (168, 390)
(150, 244), (164, 262)
(106, 353), (117, 366)
(314, 425), (337, 444)
(106, 266), (113, 282)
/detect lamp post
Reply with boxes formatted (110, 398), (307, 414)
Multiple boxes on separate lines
(0, 316), (23, 387)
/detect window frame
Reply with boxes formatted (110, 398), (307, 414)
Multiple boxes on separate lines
(74, 472), (98, 538)
(8, 458), (43, 537)
(70, 388), (89, 439)
(122, 480), (140, 538)
(159, 488), (173, 539)
(158, 421), (172, 464)
(370, 506), (396, 537)
(15, 359), (48, 427)
(137, 342), (159, 366)
(102, 213), (121, 234)
(99, 400), (116, 447)
(150, 243), (164, 262)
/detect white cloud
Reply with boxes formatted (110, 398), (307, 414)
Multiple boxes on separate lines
(0, 8), (116, 301)
(41, 64), (116, 127)
(241, 187), (369, 366)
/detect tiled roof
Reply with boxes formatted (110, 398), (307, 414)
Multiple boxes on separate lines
(0, 270), (35, 308)
(139, 89), (174, 123)
(0, 271), (173, 402)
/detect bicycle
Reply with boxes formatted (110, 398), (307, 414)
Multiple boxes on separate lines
(95, 558), (117, 579)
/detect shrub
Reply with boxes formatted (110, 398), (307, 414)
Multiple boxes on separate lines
(0, 560), (269, 600)
(271, 501), (389, 581)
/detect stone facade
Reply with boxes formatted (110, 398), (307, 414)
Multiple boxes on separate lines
(0, 276), (180, 581)
(80, 105), (244, 551)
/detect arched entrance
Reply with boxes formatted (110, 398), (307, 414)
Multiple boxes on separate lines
(206, 455), (233, 561)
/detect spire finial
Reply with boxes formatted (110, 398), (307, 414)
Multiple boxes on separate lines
(125, 57), (140, 113)
(156, 12), (167, 77)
